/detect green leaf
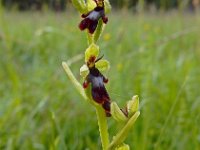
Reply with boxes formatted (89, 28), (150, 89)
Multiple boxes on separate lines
(111, 102), (127, 122)
(127, 95), (139, 117)
(108, 111), (140, 150)
(85, 44), (99, 62)
(62, 62), (87, 100)
(95, 59), (110, 72)
(94, 19), (104, 43)
(72, 0), (87, 14)
(80, 64), (89, 78)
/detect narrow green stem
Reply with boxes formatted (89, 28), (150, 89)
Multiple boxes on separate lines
(96, 106), (110, 150)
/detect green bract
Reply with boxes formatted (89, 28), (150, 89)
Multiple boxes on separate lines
(94, 19), (104, 43)
(127, 95), (139, 117)
(104, 0), (112, 13)
(85, 44), (99, 62)
(111, 102), (127, 122)
(108, 111), (140, 150)
(80, 64), (89, 78)
(95, 59), (110, 72)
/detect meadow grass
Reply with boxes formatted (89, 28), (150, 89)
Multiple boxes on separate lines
(0, 11), (200, 150)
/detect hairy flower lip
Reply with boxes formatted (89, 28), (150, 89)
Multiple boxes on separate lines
(83, 66), (111, 117)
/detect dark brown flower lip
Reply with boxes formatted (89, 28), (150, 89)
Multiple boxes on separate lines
(83, 64), (111, 117)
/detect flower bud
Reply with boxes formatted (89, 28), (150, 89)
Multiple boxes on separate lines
(111, 102), (127, 122)
(127, 95), (139, 117)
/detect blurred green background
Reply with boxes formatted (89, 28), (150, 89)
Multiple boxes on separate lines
(0, 0), (200, 150)
(1, 0), (200, 11)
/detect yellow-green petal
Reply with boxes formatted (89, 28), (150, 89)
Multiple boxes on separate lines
(80, 64), (89, 78)
(95, 59), (110, 72)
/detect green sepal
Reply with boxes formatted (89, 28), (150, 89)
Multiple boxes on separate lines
(95, 59), (110, 72)
(85, 44), (99, 62)
(71, 0), (87, 14)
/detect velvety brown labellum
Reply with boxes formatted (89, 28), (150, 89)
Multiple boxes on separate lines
(83, 66), (111, 117)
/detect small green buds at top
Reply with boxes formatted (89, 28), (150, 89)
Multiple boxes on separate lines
(95, 59), (110, 71)
(111, 102), (128, 122)
(127, 95), (139, 117)
(115, 143), (130, 150)
(80, 64), (89, 78)
(85, 43), (99, 63)
(111, 95), (140, 122)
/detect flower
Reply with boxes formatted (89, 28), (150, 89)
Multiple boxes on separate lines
(79, 0), (108, 34)
(81, 44), (110, 75)
(80, 44), (111, 116)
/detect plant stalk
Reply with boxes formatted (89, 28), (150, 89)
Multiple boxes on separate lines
(96, 106), (110, 150)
